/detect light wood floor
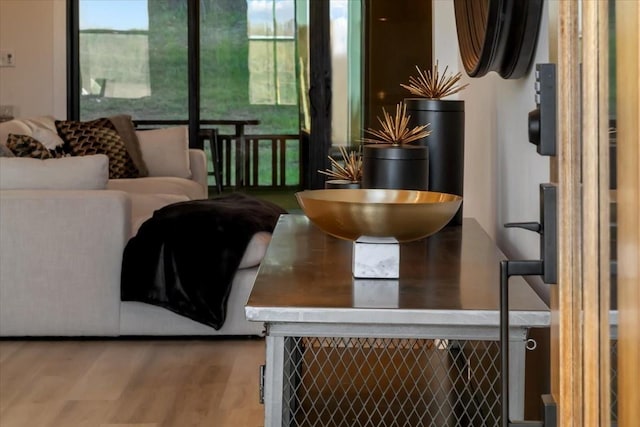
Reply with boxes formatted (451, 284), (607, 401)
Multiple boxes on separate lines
(0, 338), (265, 427)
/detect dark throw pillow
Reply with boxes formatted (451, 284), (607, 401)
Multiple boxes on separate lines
(6, 134), (54, 159)
(107, 114), (149, 177)
(55, 118), (140, 179)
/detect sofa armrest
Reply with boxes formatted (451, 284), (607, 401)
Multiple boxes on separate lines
(189, 148), (208, 198)
(0, 190), (131, 336)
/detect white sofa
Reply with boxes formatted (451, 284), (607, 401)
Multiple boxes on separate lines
(0, 117), (266, 337)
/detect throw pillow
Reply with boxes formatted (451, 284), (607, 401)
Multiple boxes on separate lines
(5, 134), (54, 159)
(137, 126), (192, 178)
(55, 118), (140, 179)
(107, 114), (149, 177)
(19, 117), (65, 148)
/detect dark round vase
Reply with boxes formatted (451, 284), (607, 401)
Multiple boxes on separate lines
(361, 144), (429, 190)
(405, 98), (464, 225)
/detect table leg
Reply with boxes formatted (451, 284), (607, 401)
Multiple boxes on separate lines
(265, 335), (285, 427)
(509, 338), (527, 420)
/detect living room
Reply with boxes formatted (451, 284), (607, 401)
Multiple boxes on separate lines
(1, 0), (638, 426)
(0, 0), (550, 260)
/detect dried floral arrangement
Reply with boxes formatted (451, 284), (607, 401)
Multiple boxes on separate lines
(319, 146), (362, 182)
(401, 61), (469, 99)
(362, 102), (431, 146)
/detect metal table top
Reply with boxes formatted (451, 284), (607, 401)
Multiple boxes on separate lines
(246, 215), (550, 328)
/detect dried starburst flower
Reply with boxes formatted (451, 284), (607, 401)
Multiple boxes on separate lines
(400, 61), (469, 99)
(319, 146), (362, 182)
(362, 102), (431, 146)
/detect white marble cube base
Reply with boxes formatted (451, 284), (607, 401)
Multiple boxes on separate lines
(352, 279), (399, 308)
(352, 237), (400, 278)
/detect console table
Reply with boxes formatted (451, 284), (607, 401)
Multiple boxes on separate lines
(246, 215), (550, 426)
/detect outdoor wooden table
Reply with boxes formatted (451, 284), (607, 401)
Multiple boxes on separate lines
(134, 119), (260, 188)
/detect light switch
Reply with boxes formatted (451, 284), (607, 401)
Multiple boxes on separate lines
(0, 50), (16, 67)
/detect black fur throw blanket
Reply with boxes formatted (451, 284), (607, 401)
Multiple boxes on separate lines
(121, 193), (287, 329)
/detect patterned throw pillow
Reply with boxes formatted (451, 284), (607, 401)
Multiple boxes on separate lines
(5, 134), (54, 159)
(55, 118), (140, 179)
(48, 145), (70, 158)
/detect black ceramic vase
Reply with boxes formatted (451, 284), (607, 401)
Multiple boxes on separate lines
(324, 180), (361, 189)
(361, 144), (429, 191)
(405, 98), (464, 225)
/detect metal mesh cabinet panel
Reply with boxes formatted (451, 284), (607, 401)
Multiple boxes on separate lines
(281, 337), (502, 427)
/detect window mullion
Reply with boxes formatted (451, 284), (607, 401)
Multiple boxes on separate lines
(188, 0), (201, 148)
(273, 0), (279, 105)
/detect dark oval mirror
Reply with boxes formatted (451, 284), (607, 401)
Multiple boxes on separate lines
(453, 0), (544, 79)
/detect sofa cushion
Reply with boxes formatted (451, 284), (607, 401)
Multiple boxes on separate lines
(136, 126), (191, 179)
(5, 134), (54, 159)
(107, 176), (205, 200)
(0, 154), (109, 190)
(55, 118), (140, 179)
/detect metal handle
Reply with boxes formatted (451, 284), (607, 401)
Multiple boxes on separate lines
(504, 184), (557, 284)
(504, 221), (542, 233)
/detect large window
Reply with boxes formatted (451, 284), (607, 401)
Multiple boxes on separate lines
(72, 0), (366, 189)
(76, 0), (299, 135)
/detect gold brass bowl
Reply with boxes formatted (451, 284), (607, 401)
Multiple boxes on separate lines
(295, 189), (463, 242)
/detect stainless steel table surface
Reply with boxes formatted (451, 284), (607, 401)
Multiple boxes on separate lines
(246, 215), (549, 328)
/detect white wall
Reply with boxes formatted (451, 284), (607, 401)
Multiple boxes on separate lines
(434, 1), (551, 300)
(0, 0), (66, 118)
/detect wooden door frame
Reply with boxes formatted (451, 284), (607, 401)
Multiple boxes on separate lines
(552, 1), (583, 423)
(554, 1), (612, 425)
(615, 1), (640, 425)
(581, 2), (611, 425)
(552, 1), (640, 425)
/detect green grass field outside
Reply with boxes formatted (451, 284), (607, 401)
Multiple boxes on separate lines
(80, 1), (300, 187)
